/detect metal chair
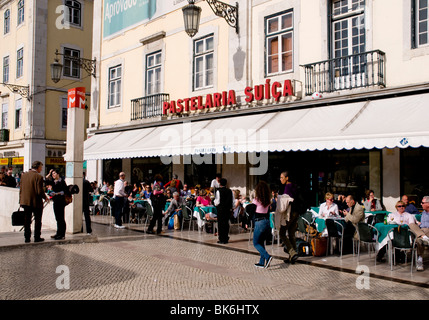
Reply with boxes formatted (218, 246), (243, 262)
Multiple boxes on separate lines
(197, 207), (218, 236)
(297, 211), (315, 242)
(325, 219), (344, 259)
(143, 201), (154, 230)
(269, 212), (281, 253)
(387, 226), (417, 273)
(181, 205), (196, 232)
(356, 221), (379, 265)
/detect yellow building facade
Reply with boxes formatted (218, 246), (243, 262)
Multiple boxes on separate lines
(0, 0), (93, 175)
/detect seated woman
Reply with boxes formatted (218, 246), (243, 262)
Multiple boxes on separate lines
(376, 200), (416, 263)
(196, 189), (216, 221)
(363, 189), (382, 212)
(164, 187), (173, 202)
(318, 192), (339, 218)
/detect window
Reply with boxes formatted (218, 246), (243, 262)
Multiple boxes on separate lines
(108, 65), (122, 108)
(4, 9), (10, 34)
(3, 56), (9, 83)
(193, 35), (214, 90)
(1, 103), (8, 129)
(16, 48), (23, 78)
(17, 0), (24, 25)
(265, 11), (293, 75)
(65, 0), (81, 27)
(415, 0), (428, 47)
(146, 51), (162, 96)
(331, 0), (365, 77)
(61, 98), (68, 128)
(15, 99), (22, 129)
(63, 47), (80, 78)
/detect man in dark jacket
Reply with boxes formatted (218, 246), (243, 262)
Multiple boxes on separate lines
(19, 161), (49, 243)
(214, 178), (234, 244)
(82, 172), (92, 235)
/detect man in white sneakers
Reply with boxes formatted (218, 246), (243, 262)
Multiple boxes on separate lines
(409, 195), (429, 271)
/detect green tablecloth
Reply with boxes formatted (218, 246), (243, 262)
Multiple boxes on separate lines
(315, 217), (346, 233)
(194, 206), (217, 219)
(365, 210), (390, 215)
(374, 223), (409, 243)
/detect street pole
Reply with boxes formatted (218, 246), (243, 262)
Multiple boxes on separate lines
(64, 87), (86, 233)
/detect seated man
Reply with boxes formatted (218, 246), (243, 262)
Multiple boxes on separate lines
(402, 195), (420, 215)
(341, 195), (365, 254)
(409, 196), (429, 271)
(163, 191), (185, 226)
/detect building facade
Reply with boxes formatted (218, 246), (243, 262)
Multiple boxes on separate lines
(0, 0), (93, 177)
(86, 0), (429, 211)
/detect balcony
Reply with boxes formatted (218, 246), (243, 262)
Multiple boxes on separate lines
(131, 93), (169, 120)
(302, 50), (386, 96)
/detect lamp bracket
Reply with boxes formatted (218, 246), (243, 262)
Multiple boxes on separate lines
(206, 0), (239, 33)
(0, 82), (31, 101)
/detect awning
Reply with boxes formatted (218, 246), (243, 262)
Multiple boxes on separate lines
(83, 93), (429, 160)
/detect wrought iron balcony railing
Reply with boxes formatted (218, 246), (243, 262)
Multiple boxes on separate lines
(301, 50), (386, 96)
(131, 93), (169, 120)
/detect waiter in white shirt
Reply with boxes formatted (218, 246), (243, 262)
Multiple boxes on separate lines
(113, 172), (128, 229)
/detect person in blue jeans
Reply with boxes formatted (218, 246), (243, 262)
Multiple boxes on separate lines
(252, 181), (273, 269)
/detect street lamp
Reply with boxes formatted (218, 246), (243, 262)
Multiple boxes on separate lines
(182, 0), (239, 38)
(50, 49), (96, 83)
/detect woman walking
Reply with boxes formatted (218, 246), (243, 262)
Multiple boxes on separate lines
(46, 170), (69, 240)
(252, 181), (273, 268)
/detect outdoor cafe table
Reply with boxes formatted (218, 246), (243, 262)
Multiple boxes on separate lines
(373, 223), (411, 263)
(193, 206), (217, 229)
(315, 216), (346, 233)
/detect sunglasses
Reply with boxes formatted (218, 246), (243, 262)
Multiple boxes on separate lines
(396, 205), (405, 208)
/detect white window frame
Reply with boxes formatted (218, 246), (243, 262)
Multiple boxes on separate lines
(4, 9), (10, 34)
(265, 11), (294, 76)
(3, 56), (9, 83)
(146, 51), (162, 96)
(1, 103), (8, 129)
(16, 48), (23, 78)
(17, 0), (24, 26)
(65, 0), (82, 27)
(63, 47), (81, 79)
(108, 65), (122, 109)
(416, 0), (429, 47)
(193, 34), (214, 91)
(15, 99), (22, 130)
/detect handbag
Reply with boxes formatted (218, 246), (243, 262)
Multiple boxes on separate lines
(11, 207), (25, 226)
(174, 213), (181, 230)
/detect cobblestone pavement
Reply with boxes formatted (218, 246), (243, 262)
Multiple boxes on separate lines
(1, 230), (428, 302)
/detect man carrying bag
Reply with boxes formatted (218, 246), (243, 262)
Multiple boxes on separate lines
(19, 161), (50, 243)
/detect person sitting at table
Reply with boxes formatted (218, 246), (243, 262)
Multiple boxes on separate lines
(408, 196), (429, 271)
(163, 192), (185, 226)
(181, 184), (192, 198)
(363, 189), (382, 212)
(165, 187), (173, 202)
(319, 192), (339, 218)
(142, 185), (152, 199)
(341, 195), (365, 254)
(196, 189), (212, 207)
(334, 194), (348, 216)
(402, 195), (420, 215)
(376, 200), (417, 263)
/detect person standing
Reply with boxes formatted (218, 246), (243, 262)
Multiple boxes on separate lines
(19, 161), (49, 243)
(147, 184), (166, 234)
(278, 171), (300, 264)
(113, 172), (127, 229)
(46, 170), (69, 240)
(82, 172), (93, 235)
(214, 178), (234, 244)
(252, 181), (273, 268)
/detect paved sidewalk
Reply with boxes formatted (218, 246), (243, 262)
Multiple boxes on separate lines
(1, 216), (428, 289)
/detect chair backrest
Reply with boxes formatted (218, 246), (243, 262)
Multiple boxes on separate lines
(297, 216), (307, 233)
(374, 213), (385, 224)
(302, 211), (314, 225)
(392, 226), (412, 249)
(325, 219), (341, 238)
(182, 205), (191, 219)
(245, 204), (256, 218)
(357, 222), (374, 242)
(145, 201), (154, 217)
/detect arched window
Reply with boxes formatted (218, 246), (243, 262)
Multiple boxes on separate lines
(4, 9), (10, 34)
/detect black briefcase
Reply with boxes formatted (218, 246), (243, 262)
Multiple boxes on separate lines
(11, 207), (25, 226)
